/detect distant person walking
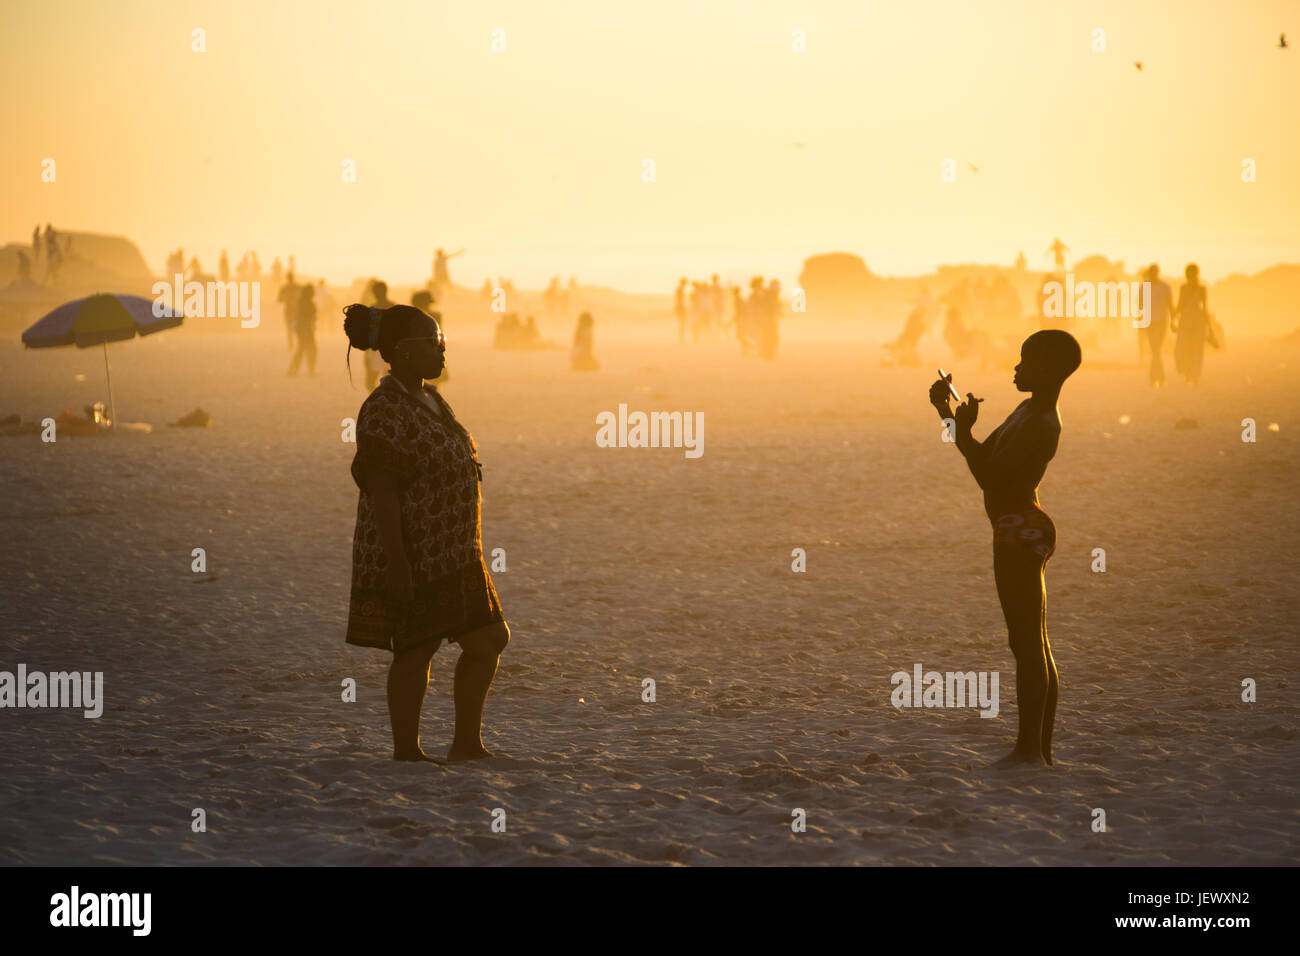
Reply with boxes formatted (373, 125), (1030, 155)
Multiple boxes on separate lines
(363, 280), (395, 390)
(315, 280), (334, 331)
(570, 311), (600, 371)
(287, 284), (318, 376)
(278, 274), (298, 351)
(1046, 237), (1069, 271)
(758, 279), (782, 360)
(731, 286), (750, 354)
(674, 278), (688, 343)
(432, 248), (465, 296)
(1172, 263), (1210, 384)
(1140, 265), (1173, 387)
(343, 303), (509, 762)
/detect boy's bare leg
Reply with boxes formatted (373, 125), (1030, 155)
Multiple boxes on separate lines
(1041, 586), (1059, 764)
(994, 547), (1048, 766)
(447, 621), (510, 762)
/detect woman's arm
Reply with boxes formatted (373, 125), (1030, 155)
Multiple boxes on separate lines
(367, 468), (413, 601)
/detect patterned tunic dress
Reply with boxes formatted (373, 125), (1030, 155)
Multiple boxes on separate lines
(346, 376), (503, 654)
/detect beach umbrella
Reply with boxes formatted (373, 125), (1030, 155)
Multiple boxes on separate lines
(22, 293), (182, 432)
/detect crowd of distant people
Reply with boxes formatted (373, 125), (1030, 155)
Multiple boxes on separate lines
(886, 244), (1221, 386)
(493, 313), (550, 350)
(19, 223), (70, 282)
(673, 275), (782, 359)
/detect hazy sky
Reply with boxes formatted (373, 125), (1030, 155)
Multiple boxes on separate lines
(3, 0), (1297, 291)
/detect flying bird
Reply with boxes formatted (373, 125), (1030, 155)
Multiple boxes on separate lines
(1133, 61), (1143, 71)
(792, 142), (806, 149)
(968, 162), (980, 173)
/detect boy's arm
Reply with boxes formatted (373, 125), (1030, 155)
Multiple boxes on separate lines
(930, 381), (991, 487)
(953, 404), (993, 488)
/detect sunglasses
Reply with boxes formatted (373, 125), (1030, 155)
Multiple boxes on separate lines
(397, 329), (446, 349)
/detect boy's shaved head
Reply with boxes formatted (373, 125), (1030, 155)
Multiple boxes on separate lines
(1023, 329), (1082, 381)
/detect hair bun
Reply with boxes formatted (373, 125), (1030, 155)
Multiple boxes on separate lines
(343, 303), (374, 351)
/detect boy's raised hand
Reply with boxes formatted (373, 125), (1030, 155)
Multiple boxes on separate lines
(954, 392), (984, 429)
(929, 373), (955, 410)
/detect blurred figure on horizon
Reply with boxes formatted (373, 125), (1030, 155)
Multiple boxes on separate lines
(433, 248), (465, 297)
(758, 279), (782, 360)
(690, 280), (710, 341)
(884, 303), (927, 367)
(731, 285), (751, 354)
(278, 271), (298, 352)
(544, 276), (563, 321)
(570, 311), (600, 371)
(287, 284), (318, 376)
(362, 279), (395, 390)
(674, 278), (688, 343)
(745, 278), (764, 353)
(944, 306), (995, 369)
(218, 250), (230, 283)
(1139, 264), (1173, 387)
(411, 289), (434, 314)
(316, 279), (334, 331)
(43, 225), (63, 282)
(412, 289), (448, 382)
(710, 275), (725, 336)
(1046, 237), (1069, 271)
(342, 303), (509, 763)
(1172, 263), (1212, 384)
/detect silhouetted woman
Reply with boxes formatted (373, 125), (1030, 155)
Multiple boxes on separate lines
(929, 330), (1082, 766)
(570, 311), (599, 371)
(1172, 263), (1209, 384)
(343, 304), (509, 762)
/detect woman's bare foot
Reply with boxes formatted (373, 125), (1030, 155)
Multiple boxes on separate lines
(393, 749), (446, 764)
(445, 742), (494, 762)
(992, 748), (1046, 768)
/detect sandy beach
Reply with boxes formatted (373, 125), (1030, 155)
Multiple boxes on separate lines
(0, 322), (1296, 866)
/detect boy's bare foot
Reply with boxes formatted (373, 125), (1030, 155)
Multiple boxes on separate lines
(992, 748), (1046, 768)
(445, 743), (494, 762)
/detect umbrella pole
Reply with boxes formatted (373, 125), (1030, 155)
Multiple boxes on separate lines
(102, 341), (118, 433)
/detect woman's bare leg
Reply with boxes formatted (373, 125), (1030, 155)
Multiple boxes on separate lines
(388, 641), (439, 760)
(447, 621), (510, 762)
